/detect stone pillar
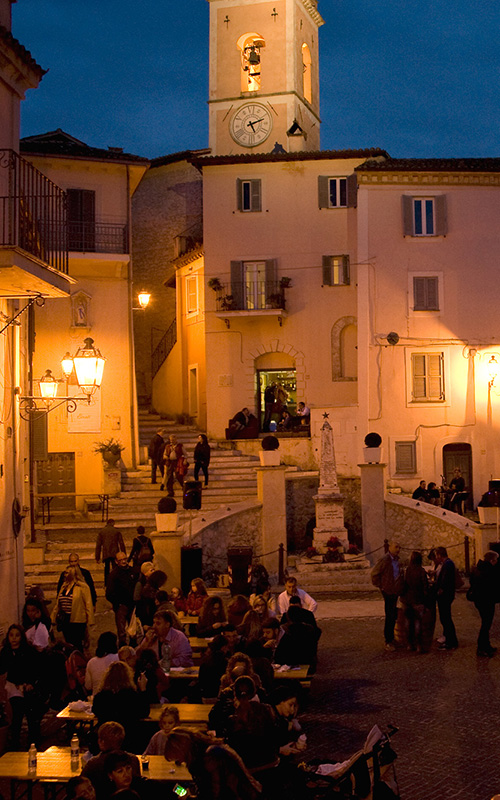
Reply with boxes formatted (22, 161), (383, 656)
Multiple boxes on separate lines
(313, 415), (348, 550)
(256, 465), (287, 579)
(359, 462), (387, 564)
(475, 524), (497, 560)
(150, 529), (184, 589)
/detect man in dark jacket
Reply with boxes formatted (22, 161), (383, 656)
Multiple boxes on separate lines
(57, 552), (97, 609)
(95, 519), (125, 582)
(148, 428), (165, 485)
(371, 541), (404, 651)
(434, 546), (459, 650)
(105, 552), (136, 646)
(470, 550), (499, 657)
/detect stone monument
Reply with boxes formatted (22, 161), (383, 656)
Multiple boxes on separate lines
(313, 414), (349, 550)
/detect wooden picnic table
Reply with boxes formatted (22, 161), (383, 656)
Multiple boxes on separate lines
(0, 747), (191, 800)
(57, 702), (211, 725)
(168, 664), (311, 681)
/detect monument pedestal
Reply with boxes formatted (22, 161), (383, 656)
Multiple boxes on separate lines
(358, 462), (386, 564)
(313, 492), (349, 551)
(256, 465), (287, 579)
(151, 529), (184, 589)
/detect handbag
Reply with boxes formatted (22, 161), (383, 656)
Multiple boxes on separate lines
(177, 457), (189, 477)
(126, 608), (138, 638)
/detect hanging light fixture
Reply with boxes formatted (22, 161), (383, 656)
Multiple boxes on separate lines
(73, 337), (106, 399)
(61, 352), (74, 379)
(137, 290), (151, 309)
(39, 370), (59, 400)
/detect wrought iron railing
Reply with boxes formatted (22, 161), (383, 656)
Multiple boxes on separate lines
(0, 149), (68, 274)
(173, 220), (203, 259)
(68, 221), (128, 253)
(152, 317), (177, 378)
(214, 280), (287, 311)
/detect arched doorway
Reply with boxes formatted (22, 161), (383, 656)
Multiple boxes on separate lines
(255, 352), (296, 432)
(442, 443), (473, 510)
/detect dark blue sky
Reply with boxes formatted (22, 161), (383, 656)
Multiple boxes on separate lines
(13, 0), (500, 160)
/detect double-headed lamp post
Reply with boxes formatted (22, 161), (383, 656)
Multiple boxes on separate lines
(18, 337), (106, 420)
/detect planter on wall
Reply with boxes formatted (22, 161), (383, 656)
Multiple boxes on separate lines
(478, 506), (500, 524)
(259, 450), (281, 466)
(155, 513), (178, 532)
(363, 447), (381, 463)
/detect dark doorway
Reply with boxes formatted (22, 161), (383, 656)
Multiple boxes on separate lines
(442, 443), (473, 510)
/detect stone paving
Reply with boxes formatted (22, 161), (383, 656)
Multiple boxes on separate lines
(304, 593), (500, 800)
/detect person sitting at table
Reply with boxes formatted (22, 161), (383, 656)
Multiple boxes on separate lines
(221, 624), (245, 656)
(82, 721), (141, 799)
(118, 645), (137, 671)
(199, 634), (231, 703)
(244, 639), (275, 695)
(238, 608), (264, 643)
(186, 578), (209, 617)
(66, 776), (97, 800)
(225, 676), (279, 782)
(92, 661), (149, 752)
(143, 704), (180, 755)
(274, 605), (319, 672)
(22, 595), (52, 651)
(134, 648), (169, 703)
(227, 595), (251, 629)
(280, 596), (320, 633)
(219, 652), (263, 696)
(269, 684), (308, 798)
(136, 609), (194, 668)
(85, 632), (119, 696)
(277, 577), (317, 616)
(0, 623), (44, 748)
(164, 728), (261, 800)
(135, 569), (168, 629)
(105, 751), (151, 800)
(260, 618), (283, 660)
(197, 596), (227, 637)
(169, 586), (187, 614)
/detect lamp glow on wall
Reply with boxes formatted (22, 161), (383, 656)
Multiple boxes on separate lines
(18, 337), (106, 420)
(133, 291), (151, 311)
(488, 354), (499, 389)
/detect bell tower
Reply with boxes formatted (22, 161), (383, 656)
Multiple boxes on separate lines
(207, 0), (324, 155)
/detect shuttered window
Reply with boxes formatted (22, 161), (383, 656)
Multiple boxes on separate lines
(413, 277), (439, 310)
(318, 175), (357, 208)
(230, 259), (277, 309)
(395, 441), (416, 473)
(402, 195), (447, 236)
(322, 255), (350, 286)
(186, 276), (198, 314)
(411, 353), (444, 402)
(236, 179), (262, 212)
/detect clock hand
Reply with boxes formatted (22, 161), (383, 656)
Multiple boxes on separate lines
(246, 120), (256, 132)
(252, 117), (265, 124)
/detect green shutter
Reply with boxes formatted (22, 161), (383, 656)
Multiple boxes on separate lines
(318, 176), (329, 209)
(413, 277), (426, 310)
(395, 441), (416, 473)
(322, 255), (333, 285)
(412, 354), (427, 399)
(435, 196), (447, 235)
(31, 412), (48, 462)
(230, 261), (244, 308)
(250, 180), (261, 212)
(341, 255), (350, 285)
(426, 277), (439, 310)
(346, 174), (357, 208)
(428, 353), (444, 400)
(402, 196), (413, 236)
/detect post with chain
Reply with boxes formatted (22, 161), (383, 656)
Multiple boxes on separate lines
(464, 536), (470, 576)
(278, 543), (285, 584)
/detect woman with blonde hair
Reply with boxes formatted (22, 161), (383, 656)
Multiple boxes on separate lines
(51, 566), (94, 651)
(92, 660), (149, 751)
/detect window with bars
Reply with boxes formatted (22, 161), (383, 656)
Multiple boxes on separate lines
(413, 276), (439, 310)
(322, 255), (350, 286)
(411, 352), (444, 402)
(236, 179), (262, 212)
(395, 441), (417, 473)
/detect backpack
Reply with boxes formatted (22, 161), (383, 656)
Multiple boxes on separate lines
(135, 535), (153, 564)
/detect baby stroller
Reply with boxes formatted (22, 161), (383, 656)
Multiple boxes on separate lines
(301, 723), (400, 799)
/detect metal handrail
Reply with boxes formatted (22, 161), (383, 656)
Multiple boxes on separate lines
(215, 280), (286, 311)
(152, 317), (177, 378)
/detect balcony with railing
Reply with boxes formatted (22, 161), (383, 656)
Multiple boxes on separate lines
(68, 220), (128, 254)
(173, 220), (203, 260)
(0, 149), (68, 280)
(212, 279), (289, 327)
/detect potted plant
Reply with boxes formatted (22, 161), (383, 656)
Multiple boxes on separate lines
(156, 496), (178, 532)
(279, 276), (292, 289)
(93, 438), (125, 467)
(266, 293), (283, 309)
(220, 294), (236, 310)
(363, 432), (382, 463)
(259, 434), (280, 466)
(324, 535), (345, 563)
(208, 277), (222, 292)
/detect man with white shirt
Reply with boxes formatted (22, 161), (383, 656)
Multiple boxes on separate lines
(277, 576), (317, 615)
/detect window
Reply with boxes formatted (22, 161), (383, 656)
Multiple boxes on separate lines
(395, 441), (416, 473)
(302, 43), (312, 103)
(322, 255), (350, 286)
(67, 189), (95, 251)
(186, 275), (198, 315)
(230, 259), (278, 310)
(402, 195), (447, 236)
(318, 175), (357, 208)
(411, 353), (444, 402)
(413, 276), (439, 310)
(236, 179), (262, 212)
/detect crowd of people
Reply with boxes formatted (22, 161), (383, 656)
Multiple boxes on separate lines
(411, 469), (467, 514)
(0, 550), (322, 800)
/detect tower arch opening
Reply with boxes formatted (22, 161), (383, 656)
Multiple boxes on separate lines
(237, 32), (266, 92)
(301, 43), (312, 103)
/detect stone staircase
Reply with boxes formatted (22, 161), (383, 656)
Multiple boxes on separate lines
(25, 412), (260, 601)
(288, 555), (377, 594)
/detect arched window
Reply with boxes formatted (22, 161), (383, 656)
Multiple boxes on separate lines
(301, 43), (312, 103)
(237, 33), (265, 92)
(331, 316), (357, 381)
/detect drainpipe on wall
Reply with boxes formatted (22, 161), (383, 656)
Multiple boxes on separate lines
(126, 165), (138, 470)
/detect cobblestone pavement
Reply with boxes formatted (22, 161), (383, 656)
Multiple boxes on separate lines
(304, 593), (500, 800)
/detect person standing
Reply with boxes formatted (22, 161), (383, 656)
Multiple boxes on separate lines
(128, 525), (154, 570)
(400, 551), (429, 651)
(263, 383), (276, 432)
(148, 428), (165, 485)
(371, 541), (404, 651)
(434, 546), (459, 650)
(57, 553), (97, 609)
(194, 434), (211, 487)
(52, 566), (94, 651)
(105, 552), (136, 647)
(95, 519), (125, 582)
(161, 434), (187, 497)
(469, 550), (499, 657)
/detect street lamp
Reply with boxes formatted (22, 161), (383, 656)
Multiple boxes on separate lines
(17, 337), (106, 419)
(137, 291), (151, 310)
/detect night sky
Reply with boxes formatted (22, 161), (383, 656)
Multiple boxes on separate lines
(13, 0), (500, 160)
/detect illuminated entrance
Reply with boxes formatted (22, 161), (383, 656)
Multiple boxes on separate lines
(257, 368), (297, 431)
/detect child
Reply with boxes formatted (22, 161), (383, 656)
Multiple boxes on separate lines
(169, 587), (187, 614)
(186, 578), (208, 616)
(143, 705), (180, 755)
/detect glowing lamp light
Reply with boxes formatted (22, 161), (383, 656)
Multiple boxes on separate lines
(137, 291), (151, 310)
(61, 352), (74, 379)
(39, 369), (58, 400)
(73, 337), (106, 398)
(488, 355), (499, 388)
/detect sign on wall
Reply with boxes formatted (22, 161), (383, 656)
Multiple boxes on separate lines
(67, 394), (101, 433)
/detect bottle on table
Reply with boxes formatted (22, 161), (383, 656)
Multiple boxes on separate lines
(28, 743), (37, 773)
(71, 733), (80, 768)
(159, 642), (171, 673)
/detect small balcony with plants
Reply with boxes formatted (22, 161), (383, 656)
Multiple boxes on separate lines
(209, 276), (291, 327)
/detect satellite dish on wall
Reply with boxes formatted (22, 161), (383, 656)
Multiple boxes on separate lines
(387, 332), (400, 345)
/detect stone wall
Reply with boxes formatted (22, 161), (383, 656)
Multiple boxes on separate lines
(286, 474), (317, 551)
(185, 501), (262, 577)
(385, 495), (478, 570)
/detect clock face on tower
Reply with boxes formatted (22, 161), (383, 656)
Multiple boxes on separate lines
(229, 103), (273, 148)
